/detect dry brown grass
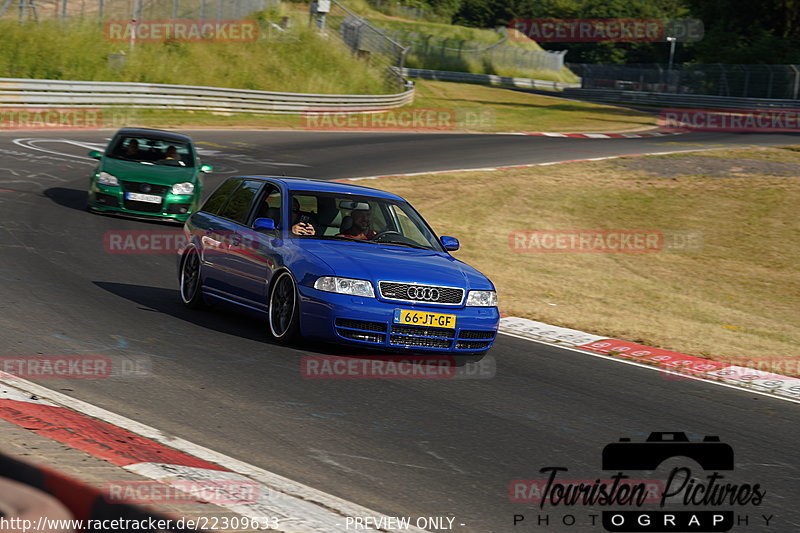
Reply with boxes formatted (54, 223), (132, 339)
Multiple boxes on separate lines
(371, 145), (800, 369)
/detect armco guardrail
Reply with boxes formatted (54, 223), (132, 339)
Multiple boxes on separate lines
(0, 78), (415, 114)
(399, 68), (580, 90)
(563, 88), (800, 109)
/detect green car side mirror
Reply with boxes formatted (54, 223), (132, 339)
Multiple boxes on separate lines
(88, 150), (103, 159)
(200, 164), (213, 173)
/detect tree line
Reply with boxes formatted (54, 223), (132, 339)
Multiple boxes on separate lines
(394, 0), (800, 64)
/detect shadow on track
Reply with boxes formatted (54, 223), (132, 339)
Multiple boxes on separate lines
(44, 187), (183, 226)
(43, 187), (87, 211)
(93, 281), (482, 365)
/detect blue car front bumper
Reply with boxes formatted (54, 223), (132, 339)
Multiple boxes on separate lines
(298, 286), (499, 354)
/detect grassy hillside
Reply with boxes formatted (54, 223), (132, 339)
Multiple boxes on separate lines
(0, 13), (391, 94)
(317, 0), (576, 80)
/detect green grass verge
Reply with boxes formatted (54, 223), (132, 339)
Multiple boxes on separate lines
(408, 81), (654, 132)
(108, 80), (655, 133)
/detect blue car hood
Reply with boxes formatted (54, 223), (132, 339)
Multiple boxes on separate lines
(299, 240), (493, 290)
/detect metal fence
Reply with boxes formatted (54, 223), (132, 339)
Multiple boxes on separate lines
(570, 63), (800, 100)
(385, 27), (567, 74)
(0, 0), (279, 22)
(562, 88), (800, 110)
(332, 1), (564, 76)
(400, 67), (580, 90)
(339, 15), (409, 67)
(0, 77), (415, 113)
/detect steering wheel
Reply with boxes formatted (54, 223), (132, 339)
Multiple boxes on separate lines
(372, 230), (402, 241)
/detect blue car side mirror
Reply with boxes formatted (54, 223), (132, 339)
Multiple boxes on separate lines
(440, 236), (459, 251)
(253, 218), (276, 231)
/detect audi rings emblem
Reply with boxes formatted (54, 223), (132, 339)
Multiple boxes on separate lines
(407, 286), (440, 301)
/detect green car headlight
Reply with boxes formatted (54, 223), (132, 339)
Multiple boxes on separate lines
(97, 172), (119, 186)
(171, 182), (195, 195)
(314, 276), (375, 298)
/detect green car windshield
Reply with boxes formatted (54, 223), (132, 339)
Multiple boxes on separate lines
(106, 135), (194, 167)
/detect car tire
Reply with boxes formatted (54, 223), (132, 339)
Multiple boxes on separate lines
(179, 247), (206, 309)
(268, 271), (300, 344)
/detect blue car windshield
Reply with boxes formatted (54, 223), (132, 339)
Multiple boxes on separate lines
(106, 135), (194, 167)
(289, 192), (444, 251)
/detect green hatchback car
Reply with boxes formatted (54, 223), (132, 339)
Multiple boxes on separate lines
(87, 127), (213, 223)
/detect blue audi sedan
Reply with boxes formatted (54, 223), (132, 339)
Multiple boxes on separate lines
(178, 176), (499, 354)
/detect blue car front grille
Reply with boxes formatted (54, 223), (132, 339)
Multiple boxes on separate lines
(455, 340), (492, 350)
(335, 319), (387, 343)
(458, 330), (495, 340)
(389, 335), (452, 349)
(335, 319), (493, 351)
(379, 282), (464, 305)
(336, 319), (387, 333)
(389, 324), (455, 349)
(339, 329), (385, 343)
(391, 325), (455, 338)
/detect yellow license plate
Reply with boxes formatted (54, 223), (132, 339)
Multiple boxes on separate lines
(393, 309), (456, 329)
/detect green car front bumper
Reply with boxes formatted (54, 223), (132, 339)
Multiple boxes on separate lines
(88, 183), (198, 223)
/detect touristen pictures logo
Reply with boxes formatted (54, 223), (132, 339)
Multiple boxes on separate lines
(511, 433), (770, 532)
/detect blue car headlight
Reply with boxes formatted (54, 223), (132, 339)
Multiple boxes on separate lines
(314, 276), (375, 298)
(171, 182), (195, 195)
(97, 171), (119, 186)
(466, 290), (497, 307)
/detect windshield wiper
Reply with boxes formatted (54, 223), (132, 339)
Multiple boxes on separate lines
(376, 239), (430, 250)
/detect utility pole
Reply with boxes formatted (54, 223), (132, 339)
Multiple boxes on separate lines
(666, 36), (677, 92)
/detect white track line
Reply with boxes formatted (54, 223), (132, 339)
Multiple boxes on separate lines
(0, 376), (428, 533)
(497, 329), (800, 405)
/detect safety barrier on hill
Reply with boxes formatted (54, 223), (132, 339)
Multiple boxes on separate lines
(399, 67), (580, 91)
(0, 77), (415, 114)
(563, 88), (800, 109)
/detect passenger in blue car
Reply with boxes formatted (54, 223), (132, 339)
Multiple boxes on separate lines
(291, 197), (318, 236)
(337, 206), (376, 240)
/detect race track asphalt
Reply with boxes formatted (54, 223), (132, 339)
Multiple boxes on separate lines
(0, 129), (796, 532)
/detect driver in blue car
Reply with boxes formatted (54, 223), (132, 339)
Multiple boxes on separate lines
(337, 206), (376, 240)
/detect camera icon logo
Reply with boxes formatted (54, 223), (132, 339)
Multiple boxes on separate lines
(602, 432), (734, 471)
